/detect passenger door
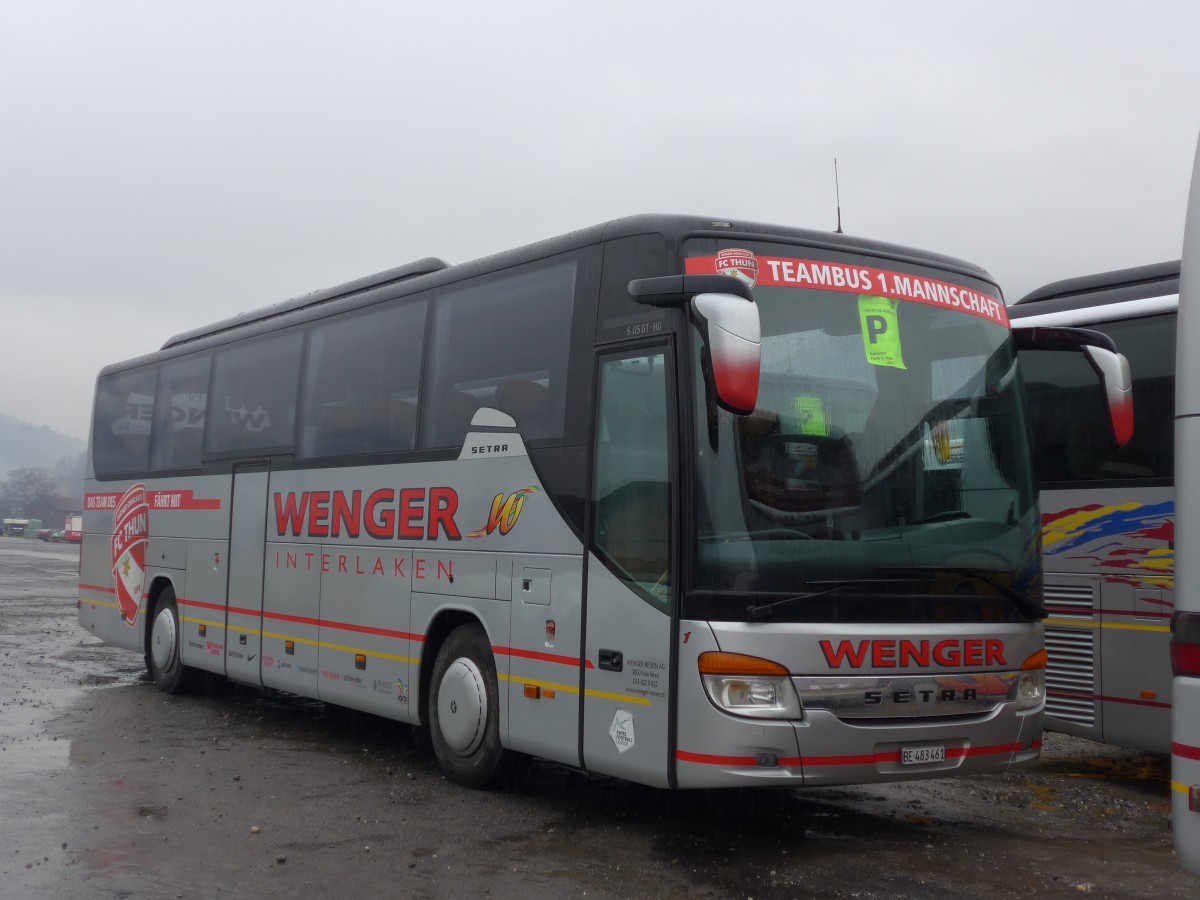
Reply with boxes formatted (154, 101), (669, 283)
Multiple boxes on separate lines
(224, 462), (269, 686)
(582, 346), (677, 787)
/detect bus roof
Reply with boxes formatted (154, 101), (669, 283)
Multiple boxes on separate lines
(157, 214), (997, 353)
(1013, 260), (1180, 311)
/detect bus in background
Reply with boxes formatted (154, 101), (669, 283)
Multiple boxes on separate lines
(1174, 136), (1200, 874)
(1009, 262), (1178, 753)
(79, 215), (1129, 792)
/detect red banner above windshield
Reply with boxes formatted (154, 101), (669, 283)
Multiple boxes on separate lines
(685, 251), (1009, 328)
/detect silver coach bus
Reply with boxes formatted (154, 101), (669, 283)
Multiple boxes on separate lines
(79, 215), (1127, 791)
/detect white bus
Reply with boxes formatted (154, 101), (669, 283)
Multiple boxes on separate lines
(78, 215), (1127, 791)
(1010, 263), (1178, 753)
(1174, 140), (1200, 873)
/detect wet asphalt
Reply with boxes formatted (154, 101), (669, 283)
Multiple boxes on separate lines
(1, 537), (1197, 899)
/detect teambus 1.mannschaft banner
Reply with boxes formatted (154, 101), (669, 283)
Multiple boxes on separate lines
(685, 251), (1009, 328)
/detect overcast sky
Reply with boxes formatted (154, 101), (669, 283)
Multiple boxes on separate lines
(2, 0), (1197, 440)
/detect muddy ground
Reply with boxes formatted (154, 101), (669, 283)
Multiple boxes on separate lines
(1, 538), (1197, 899)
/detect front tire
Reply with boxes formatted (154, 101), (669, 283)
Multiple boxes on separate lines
(145, 586), (200, 694)
(429, 623), (506, 788)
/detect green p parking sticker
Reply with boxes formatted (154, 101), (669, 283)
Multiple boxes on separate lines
(793, 396), (828, 435)
(858, 296), (905, 369)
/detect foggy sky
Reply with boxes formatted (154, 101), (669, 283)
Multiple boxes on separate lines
(2, 0), (1197, 439)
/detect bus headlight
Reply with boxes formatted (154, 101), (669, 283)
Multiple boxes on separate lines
(1015, 650), (1047, 710)
(698, 651), (802, 719)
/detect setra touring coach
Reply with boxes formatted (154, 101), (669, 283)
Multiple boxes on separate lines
(78, 215), (1129, 790)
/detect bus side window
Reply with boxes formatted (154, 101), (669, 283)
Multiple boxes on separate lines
(592, 352), (672, 609)
(298, 299), (426, 458)
(93, 367), (156, 476)
(420, 259), (576, 449)
(206, 330), (303, 457)
(150, 353), (210, 470)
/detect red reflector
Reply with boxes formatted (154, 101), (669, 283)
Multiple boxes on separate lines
(1192, 785), (1200, 814)
(1173, 612), (1200, 677)
(1172, 641), (1200, 677)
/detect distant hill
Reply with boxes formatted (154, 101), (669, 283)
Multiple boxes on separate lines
(0, 414), (86, 479)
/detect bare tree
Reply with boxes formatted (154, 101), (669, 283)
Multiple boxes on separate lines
(1, 467), (58, 516)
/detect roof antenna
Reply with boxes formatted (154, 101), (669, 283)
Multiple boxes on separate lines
(833, 158), (844, 234)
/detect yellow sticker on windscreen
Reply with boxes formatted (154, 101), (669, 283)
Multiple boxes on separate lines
(858, 296), (906, 369)
(793, 396), (828, 435)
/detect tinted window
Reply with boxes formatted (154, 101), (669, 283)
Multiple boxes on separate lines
(1021, 314), (1175, 482)
(299, 300), (427, 457)
(592, 351), (673, 610)
(93, 367), (156, 475)
(207, 330), (303, 456)
(150, 353), (210, 470)
(421, 259), (577, 449)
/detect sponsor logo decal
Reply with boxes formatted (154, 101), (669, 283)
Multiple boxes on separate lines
(111, 484), (149, 627)
(609, 709), (635, 753)
(714, 248), (759, 287)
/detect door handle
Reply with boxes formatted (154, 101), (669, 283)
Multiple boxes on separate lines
(599, 649), (623, 672)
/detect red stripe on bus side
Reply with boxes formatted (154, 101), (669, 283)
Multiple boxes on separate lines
(79, 583), (115, 595)
(1049, 688), (1171, 710)
(494, 646), (591, 668)
(312, 617), (424, 643)
(179, 598), (227, 613)
(177, 598), (425, 643)
(677, 740), (1035, 769)
(1173, 742), (1200, 761)
(675, 750), (802, 767)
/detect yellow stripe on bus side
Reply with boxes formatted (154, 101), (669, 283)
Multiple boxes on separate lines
(82, 597), (142, 616)
(583, 688), (653, 707)
(1172, 779), (1192, 797)
(1043, 618), (1171, 634)
(316, 638), (419, 665)
(179, 621), (421, 665)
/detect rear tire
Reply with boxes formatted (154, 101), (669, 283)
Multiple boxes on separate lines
(145, 586), (201, 694)
(429, 623), (506, 788)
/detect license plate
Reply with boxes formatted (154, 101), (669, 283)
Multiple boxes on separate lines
(901, 745), (946, 765)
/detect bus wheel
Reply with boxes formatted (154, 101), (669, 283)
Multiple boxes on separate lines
(429, 623), (506, 788)
(146, 586), (200, 694)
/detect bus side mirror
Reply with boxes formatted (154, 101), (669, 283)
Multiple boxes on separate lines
(1013, 325), (1134, 448)
(628, 274), (761, 415)
(690, 292), (761, 415)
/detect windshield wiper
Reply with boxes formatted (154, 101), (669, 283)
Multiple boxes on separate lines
(746, 579), (910, 621)
(879, 565), (1045, 620)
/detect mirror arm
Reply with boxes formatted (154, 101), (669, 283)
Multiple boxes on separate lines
(628, 274), (755, 305)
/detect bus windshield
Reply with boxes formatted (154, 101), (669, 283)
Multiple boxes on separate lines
(687, 242), (1040, 622)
